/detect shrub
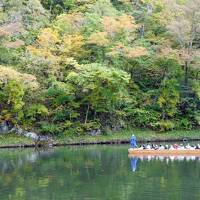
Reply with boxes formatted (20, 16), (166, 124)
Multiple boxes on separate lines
(177, 118), (192, 130)
(39, 122), (63, 135)
(26, 104), (49, 120)
(151, 120), (175, 132)
(125, 108), (160, 128)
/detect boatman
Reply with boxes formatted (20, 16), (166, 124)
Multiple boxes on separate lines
(130, 134), (137, 148)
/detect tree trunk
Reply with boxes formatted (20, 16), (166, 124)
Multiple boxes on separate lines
(85, 104), (90, 124)
(94, 110), (96, 120)
(50, 0), (53, 12)
(184, 61), (189, 86)
(140, 25), (145, 38)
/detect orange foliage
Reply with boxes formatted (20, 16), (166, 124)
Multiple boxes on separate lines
(0, 22), (24, 36)
(107, 43), (148, 58)
(4, 40), (25, 48)
(103, 15), (137, 37)
(0, 29), (9, 37)
(125, 47), (149, 58)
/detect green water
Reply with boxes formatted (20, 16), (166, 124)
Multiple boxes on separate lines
(0, 145), (200, 200)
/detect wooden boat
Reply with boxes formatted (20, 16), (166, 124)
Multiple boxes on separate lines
(128, 148), (200, 157)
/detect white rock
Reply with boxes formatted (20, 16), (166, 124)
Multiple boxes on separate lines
(24, 132), (39, 140)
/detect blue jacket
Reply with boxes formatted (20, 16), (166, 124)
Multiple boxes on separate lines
(130, 135), (137, 148)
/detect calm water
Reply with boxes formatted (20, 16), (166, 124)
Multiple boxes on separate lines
(0, 145), (200, 200)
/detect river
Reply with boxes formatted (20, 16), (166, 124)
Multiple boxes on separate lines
(0, 145), (200, 200)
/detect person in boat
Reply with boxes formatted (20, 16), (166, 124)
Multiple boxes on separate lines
(165, 144), (169, 149)
(196, 144), (200, 149)
(186, 143), (196, 150)
(153, 144), (159, 150)
(173, 144), (179, 149)
(158, 144), (165, 150)
(130, 134), (137, 148)
(177, 144), (185, 150)
(146, 144), (151, 149)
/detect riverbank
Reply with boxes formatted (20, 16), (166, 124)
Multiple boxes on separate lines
(0, 129), (200, 148)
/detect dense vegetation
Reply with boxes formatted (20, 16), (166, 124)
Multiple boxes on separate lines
(0, 0), (200, 136)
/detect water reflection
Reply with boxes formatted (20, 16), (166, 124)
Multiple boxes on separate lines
(0, 145), (200, 200)
(130, 155), (200, 172)
(0, 148), (54, 173)
(130, 157), (138, 172)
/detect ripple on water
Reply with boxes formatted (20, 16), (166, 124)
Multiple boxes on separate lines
(0, 145), (199, 200)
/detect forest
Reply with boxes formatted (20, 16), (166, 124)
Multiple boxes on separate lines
(0, 0), (200, 136)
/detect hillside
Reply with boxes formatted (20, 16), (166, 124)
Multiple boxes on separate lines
(0, 0), (200, 137)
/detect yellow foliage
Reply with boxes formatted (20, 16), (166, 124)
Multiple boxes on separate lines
(27, 46), (58, 61)
(27, 25), (86, 64)
(87, 32), (110, 46)
(37, 28), (60, 48)
(27, 28), (61, 65)
(59, 57), (81, 70)
(61, 34), (86, 59)
(0, 65), (39, 90)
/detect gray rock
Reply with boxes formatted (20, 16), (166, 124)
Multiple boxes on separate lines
(24, 132), (39, 140)
(9, 126), (17, 133)
(16, 128), (24, 135)
(88, 129), (101, 136)
(0, 123), (53, 146)
(38, 135), (49, 141)
(0, 122), (9, 134)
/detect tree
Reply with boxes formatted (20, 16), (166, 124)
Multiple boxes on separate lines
(158, 79), (180, 119)
(0, 0), (49, 65)
(0, 65), (39, 123)
(66, 63), (130, 123)
(167, 0), (200, 85)
(0, 0), (49, 31)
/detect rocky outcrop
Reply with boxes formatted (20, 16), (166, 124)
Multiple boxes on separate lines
(0, 121), (9, 134)
(87, 129), (101, 136)
(9, 125), (53, 147)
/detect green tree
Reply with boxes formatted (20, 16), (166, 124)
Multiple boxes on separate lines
(66, 63), (130, 123)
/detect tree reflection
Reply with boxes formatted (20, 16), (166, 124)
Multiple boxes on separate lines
(0, 146), (200, 200)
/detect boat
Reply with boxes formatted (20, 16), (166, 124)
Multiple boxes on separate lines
(128, 148), (200, 157)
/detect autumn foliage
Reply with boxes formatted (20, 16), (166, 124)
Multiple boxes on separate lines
(1, 0), (200, 134)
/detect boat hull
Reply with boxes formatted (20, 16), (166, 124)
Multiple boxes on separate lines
(128, 148), (200, 156)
